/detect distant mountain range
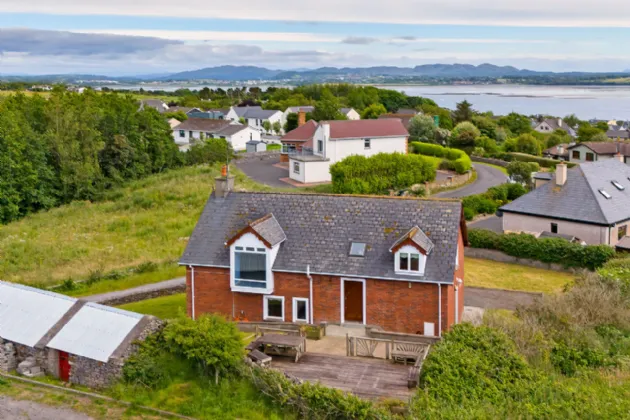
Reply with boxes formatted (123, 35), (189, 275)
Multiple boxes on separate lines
(2, 64), (629, 84)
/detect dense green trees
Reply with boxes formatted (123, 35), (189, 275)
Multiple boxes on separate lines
(450, 122), (480, 148)
(312, 88), (346, 121)
(360, 103), (387, 119)
(577, 123), (605, 142)
(408, 114), (437, 142)
(452, 100), (474, 123)
(0, 90), (182, 223)
(498, 112), (532, 136)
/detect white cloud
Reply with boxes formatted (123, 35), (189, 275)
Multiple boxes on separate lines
(76, 29), (340, 43)
(1, 0), (629, 27)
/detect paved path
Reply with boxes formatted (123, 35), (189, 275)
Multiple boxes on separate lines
(434, 163), (508, 198)
(235, 157), (294, 189)
(84, 277), (185, 305)
(464, 286), (542, 310)
(0, 396), (93, 420)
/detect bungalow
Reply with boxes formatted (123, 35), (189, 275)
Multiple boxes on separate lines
(173, 118), (261, 151)
(0, 281), (161, 388)
(542, 143), (571, 161)
(500, 158), (630, 246)
(180, 188), (466, 336)
(568, 141), (630, 165)
(139, 99), (169, 113)
(533, 118), (576, 137)
(281, 118), (408, 184)
(226, 106), (283, 134)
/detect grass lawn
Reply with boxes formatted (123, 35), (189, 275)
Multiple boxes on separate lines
(118, 293), (186, 319)
(0, 164), (278, 288)
(465, 257), (574, 293)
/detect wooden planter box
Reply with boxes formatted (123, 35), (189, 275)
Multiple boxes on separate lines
(304, 325), (325, 340)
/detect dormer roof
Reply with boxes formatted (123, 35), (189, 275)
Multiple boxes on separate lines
(226, 213), (286, 248)
(389, 226), (434, 255)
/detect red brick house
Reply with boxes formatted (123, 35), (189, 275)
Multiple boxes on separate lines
(180, 189), (466, 336)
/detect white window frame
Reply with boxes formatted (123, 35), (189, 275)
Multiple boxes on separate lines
(230, 234), (274, 294)
(264, 295), (285, 321)
(364, 138), (371, 149)
(292, 298), (309, 323)
(293, 162), (300, 174)
(395, 245), (427, 276)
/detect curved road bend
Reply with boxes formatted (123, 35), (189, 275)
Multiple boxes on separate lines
(433, 163), (508, 198)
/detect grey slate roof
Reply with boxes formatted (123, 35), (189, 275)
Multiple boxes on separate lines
(250, 214), (286, 247)
(180, 192), (462, 284)
(389, 226), (435, 254)
(233, 106), (281, 119)
(501, 159), (630, 225)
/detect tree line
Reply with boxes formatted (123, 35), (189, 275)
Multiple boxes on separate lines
(0, 88), (186, 224)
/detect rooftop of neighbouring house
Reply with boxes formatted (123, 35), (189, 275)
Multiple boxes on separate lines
(501, 159), (630, 225)
(568, 141), (630, 156)
(232, 106), (281, 119)
(543, 143), (571, 158)
(180, 192), (463, 284)
(281, 119), (408, 143)
(175, 118), (247, 136)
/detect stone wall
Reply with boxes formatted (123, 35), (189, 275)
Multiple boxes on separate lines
(424, 170), (472, 194)
(236, 151), (280, 163)
(68, 317), (164, 389)
(96, 284), (185, 306)
(0, 339), (17, 373)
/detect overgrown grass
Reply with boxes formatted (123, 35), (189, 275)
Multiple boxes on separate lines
(0, 377), (166, 419)
(465, 257), (574, 293)
(118, 293), (186, 319)
(0, 164), (273, 287)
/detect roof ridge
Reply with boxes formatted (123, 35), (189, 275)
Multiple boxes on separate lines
(579, 165), (611, 223)
(227, 190), (462, 203)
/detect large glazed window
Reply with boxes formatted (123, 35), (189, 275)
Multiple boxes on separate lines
(234, 246), (267, 288)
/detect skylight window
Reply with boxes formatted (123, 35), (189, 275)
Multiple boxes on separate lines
(349, 242), (366, 257)
(612, 181), (625, 191)
(599, 189), (612, 199)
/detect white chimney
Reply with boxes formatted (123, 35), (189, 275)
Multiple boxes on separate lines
(556, 162), (567, 186)
(557, 118), (563, 128)
(557, 145), (564, 154)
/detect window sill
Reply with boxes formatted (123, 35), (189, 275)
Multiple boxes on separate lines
(263, 316), (284, 322)
(394, 270), (425, 276)
(231, 286), (273, 294)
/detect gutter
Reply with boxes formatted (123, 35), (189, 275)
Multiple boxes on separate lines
(307, 264), (314, 324)
(438, 284), (442, 337)
(188, 265), (196, 320)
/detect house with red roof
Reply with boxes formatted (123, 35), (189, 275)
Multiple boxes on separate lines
(280, 115), (409, 183)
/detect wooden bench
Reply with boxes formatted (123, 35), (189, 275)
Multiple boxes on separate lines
(245, 338), (261, 351)
(391, 342), (426, 365)
(248, 349), (272, 366)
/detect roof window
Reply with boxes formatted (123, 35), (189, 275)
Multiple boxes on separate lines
(612, 181), (625, 191)
(599, 189), (612, 199)
(349, 242), (366, 257)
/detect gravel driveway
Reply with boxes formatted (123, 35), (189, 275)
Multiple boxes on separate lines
(0, 396), (93, 420)
(434, 163), (508, 198)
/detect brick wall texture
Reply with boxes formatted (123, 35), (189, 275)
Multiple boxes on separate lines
(187, 231), (463, 335)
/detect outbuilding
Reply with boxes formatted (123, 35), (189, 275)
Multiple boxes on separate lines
(0, 281), (162, 388)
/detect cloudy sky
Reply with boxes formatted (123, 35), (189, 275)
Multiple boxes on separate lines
(0, 0), (629, 75)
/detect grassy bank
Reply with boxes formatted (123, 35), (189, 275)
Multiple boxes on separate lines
(118, 294), (186, 319)
(465, 257), (574, 293)
(0, 164), (275, 287)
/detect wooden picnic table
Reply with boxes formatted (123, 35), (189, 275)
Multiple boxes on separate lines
(255, 333), (306, 362)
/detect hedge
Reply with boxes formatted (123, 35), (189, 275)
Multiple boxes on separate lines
(468, 229), (615, 269)
(410, 141), (472, 174)
(462, 183), (527, 220)
(330, 152), (435, 194)
(488, 152), (577, 169)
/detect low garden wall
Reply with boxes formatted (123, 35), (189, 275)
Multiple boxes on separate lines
(236, 151), (280, 163)
(425, 170), (472, 194)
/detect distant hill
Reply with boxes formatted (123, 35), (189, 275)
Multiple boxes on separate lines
(164, 65), (283, 81)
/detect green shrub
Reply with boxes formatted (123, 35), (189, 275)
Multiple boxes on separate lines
(409, 141), (472, 174)
(186, 138), (234, 165)
(419, 324), (535, 404)
(461, 183), (527, 220)
(508, 152), (577, 168)
(330, 153), (435, 194)
(162, 314), (244, 383)
(468, 229), (615, 269)
(597, 257), (630, 296)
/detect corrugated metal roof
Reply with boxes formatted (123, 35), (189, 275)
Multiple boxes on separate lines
(0, 281), (77, 347)
(47, 303), (143, 362)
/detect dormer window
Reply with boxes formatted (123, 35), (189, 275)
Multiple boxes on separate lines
(234, 246), (267, 289)
(399, 252), (421, 272)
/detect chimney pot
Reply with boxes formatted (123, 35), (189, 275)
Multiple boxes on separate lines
(556, 162), (567, 186)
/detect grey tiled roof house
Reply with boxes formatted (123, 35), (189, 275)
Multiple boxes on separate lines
(501, 158), (630, 247)
(180, 189), (466, 336)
